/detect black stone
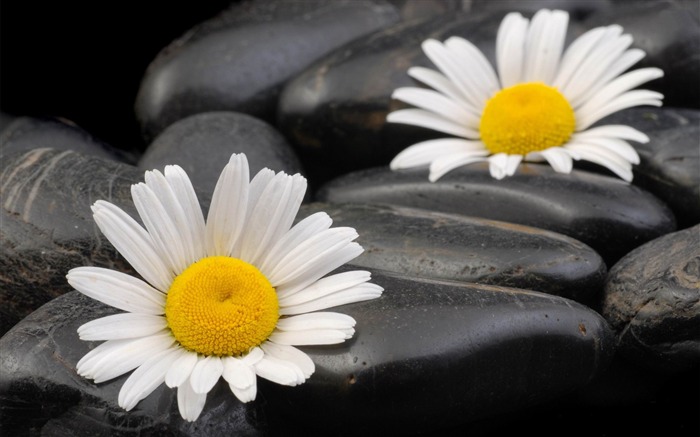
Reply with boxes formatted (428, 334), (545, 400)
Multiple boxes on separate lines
(599, 107), (699, 229)
(0, 149), (142, 336)
(139, 111), (306, 207)
(315, 164), (677, 267)
(299, 202), (606, 304)
(584, 1), (700, 109)
(602, 224), (700, 373)
(134, 0), (403, 142)
(0, 269), (615, 436)
(0, 116), (136, 164)
(468, 0), (613, 17)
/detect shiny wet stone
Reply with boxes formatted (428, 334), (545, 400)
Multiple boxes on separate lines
(0, 149), (141, 336)
(0, 268), (615, 436)
(602, 224), (700, 373)
(300, 202), (606, 304)
(315, 164), (677, 267)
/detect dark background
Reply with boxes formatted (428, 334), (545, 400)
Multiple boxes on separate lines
(0, 2), (233, 152)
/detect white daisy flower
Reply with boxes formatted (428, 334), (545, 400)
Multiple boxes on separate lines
(67, 153), (382, 421)
(388, 8), (664, 182)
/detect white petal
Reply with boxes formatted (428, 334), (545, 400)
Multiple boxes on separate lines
(575, 68), (664, 115)
(230, 384), (257, 403)
(260, 343), (314, 378)
(554, 25), (620, 94)
(428, 150), (490, 182)
(131, 182), (189, 274)
(504, 154), (523, 176)
(408, 66), (474, 113)
(576, 48), (647, 103)
(189, 356), (224, 394)
(280, 282), (383, 316)
(258, 212), (333, 275)
(177, 376), (207, 422)
(77, 332), (175, 383)
(566, 143), (634, 181)
(91, 200), (173, 292)
(266, 227), (358, 285)
(528, 147), (574, 173)
(165, 349), (199, 388)
(278, 270), (374, 303)
(275, 312), (356, 332)
(390, 138), (486, 171)
(242, 346), (265, 366)
(488, 153), (511, 180)
(387, 108), (479, 138)
(164, 165), (207, 261)
(523, 9), (568, 84)
(268, 329), (351, 345)
(205, 154), (250, 257)
(576, 90), (664, 130)
(567, 136), (640, 164)
(444, 36), (500, 102)
(239, 173), (307, 265)
(78, 313), (167, 341)
(573, 124), (649, 143)
(222, 357), (257, 390)
(118, 347), (181, 411)
(496, 12), (529, 87)
(254, 356), (304, 386)
(392, 87), (479, 126)
(67, 267), (165, 315)
(421, 39), (485, 109)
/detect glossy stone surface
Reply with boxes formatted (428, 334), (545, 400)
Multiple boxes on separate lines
(315, 164), (677, 267)
(602, 224), (700, 373)
(139, 111), (305, 207)
(0, 116), (135, 163)
(135, 0), (402, 141)
(300, 202), (606, 304)
(0, 149), (141, 335)
(0, 268), (615, 436)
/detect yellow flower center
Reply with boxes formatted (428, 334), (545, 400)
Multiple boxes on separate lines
(165, 256), (279, 357)
(479, 82), (575, 155)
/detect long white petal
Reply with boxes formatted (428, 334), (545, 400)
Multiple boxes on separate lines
(164, 165), (207, 261)
(407, 66), (475, 114)
(573, 124), (649, 143)
(275, 312), (356, 332)
(77, 332), (175, 383)
(266, 227), (358, 285)
(575, 68), (664, 115)
(131, 182), (189, 274)
(444, 36), (500, 103)
(67, 267), (165, 315)
(390, 138), (486, 170)
(572, 48), (647, 106)
(189, 356), (224, 395)
(258, 212), (333, 275)
(205, 154), (250, 257)
(221, 357), (257, 389)
(268, 329), (351, 345)
(523, 9), (568, 84)
(278, 270), (374, 302)
(91, 200), (173, 292)
(177, 376), (207, 422)
(528, 147), (574, 173)
(260, 343), (314, 378)
(567, 136), (640, 164)
(279, 283), (383, 316)
(78, 313), (167, 341)
(165, 348), (199, 388)
(118, 347), (181, 411)
(239, 173), (307, 266)
(392, 87), (479, 126)
(428, 150), (490, 182)
(422, 39), (488, 110)
(496, 12), (529, 87)
(576, 90), (664, 130)
(566, 143), (634, 181)
(254, 356), (304, 386)
(387, 108), (479, 138)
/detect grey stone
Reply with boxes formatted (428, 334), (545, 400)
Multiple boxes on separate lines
(315, 164), (677, 267)
(300, 202), (606, 304)
(602, 224), (700, 373)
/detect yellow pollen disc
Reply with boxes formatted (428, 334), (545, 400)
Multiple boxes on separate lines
(479, 82), (575, 155)
(165, 256), (279, 357)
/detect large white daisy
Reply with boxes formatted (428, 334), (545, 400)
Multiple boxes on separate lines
(67, 153), (382, 421)
(388, 8), (664, 182)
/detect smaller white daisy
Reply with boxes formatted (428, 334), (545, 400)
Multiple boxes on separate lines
(67, 153), (382, 421)
(387, 8), (664, 182)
